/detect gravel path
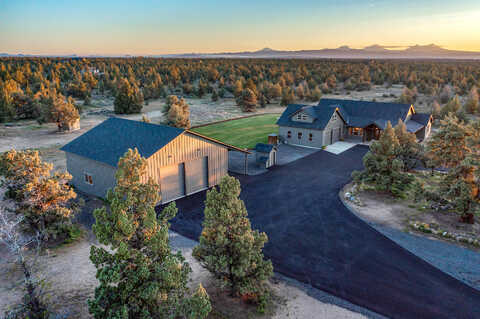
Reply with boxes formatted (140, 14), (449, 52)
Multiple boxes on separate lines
(368, 223), (480, 291)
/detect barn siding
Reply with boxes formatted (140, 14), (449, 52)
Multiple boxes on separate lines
(145, 133), (228, 201)
(65, 152), (116, 198)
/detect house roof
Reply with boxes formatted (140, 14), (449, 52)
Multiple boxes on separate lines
(61, 117), (248, 167)
(276, 99), (430, 132)
(255, 143), (274, 153)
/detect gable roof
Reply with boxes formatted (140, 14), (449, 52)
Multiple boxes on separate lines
(61, 117), (248, 167)
(276, 99), (421, 131)
(255, 143), (274, 153)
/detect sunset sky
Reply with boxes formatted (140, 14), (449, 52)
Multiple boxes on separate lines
(1, 0), (480, 55)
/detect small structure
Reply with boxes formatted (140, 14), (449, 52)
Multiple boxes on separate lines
(61, 117), (249, 202)
(276, 98), (433, 148)
(255, 143), (277, 168)
(268, 133), (278, 145)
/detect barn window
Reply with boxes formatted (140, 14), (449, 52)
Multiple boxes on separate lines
(84, 173), (93, 185)
(287, 131), (292, 138)
(298, 132), (302, 139)
(309, 133), (313, 141)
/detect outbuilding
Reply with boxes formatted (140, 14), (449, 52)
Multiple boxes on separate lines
(255, 143), (277, 168)
(61, 117), (249, 203)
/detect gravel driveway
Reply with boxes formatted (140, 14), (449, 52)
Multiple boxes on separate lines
(164, 145), (480, 319)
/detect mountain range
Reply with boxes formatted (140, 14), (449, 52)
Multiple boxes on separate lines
(2, 44), (480, 59)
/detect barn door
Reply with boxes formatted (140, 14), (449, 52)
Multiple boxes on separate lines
(185, 157), (208, 194)
(160, 163), (185, 203)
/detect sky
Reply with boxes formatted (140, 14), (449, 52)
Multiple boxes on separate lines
(1, 0), (480, 55)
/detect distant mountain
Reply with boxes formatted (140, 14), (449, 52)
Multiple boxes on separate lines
(1, 44), (479, 59)
(161, 44), (480, 60)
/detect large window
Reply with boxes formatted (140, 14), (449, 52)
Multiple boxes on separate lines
(309, 133), (313, 141)
(287, 131), (292, 138)
(298, 132), (302, 139)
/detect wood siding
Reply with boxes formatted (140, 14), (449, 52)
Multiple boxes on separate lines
(144, 132), (228, 202)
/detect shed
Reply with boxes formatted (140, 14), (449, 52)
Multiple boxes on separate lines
(255, 143), (277, 168)
(61, 117), (249, 203)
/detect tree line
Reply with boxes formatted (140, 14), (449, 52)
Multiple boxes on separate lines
(1, 57), (480, 121)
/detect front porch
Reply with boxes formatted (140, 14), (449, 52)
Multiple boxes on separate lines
(347, 124), (381, 143)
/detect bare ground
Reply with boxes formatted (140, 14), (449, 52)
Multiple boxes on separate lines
(341, 182), (480, 251)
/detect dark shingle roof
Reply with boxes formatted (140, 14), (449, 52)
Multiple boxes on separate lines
(255, 143), (274, 153)
(61, 118), (184, 167)
(276, 99), (422, 131)
(411, 113), (432, 126)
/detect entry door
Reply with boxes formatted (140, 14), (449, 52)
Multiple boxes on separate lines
(160, 163), (185, 203)
(185, 157), (208, 194)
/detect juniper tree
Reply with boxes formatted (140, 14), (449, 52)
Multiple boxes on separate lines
(193, 176), (273, 304)
(464, 86), (479, 114)
(280, 87), (295, 106)
(88, 149), (210, 319)
(441, 157), (479, 223)
(114, 78), (144, 114)
(426, 113), (472, 169)
(164, 95), (191, 128)
(394, 119), (422, 171)
(352, 122), (413, 197)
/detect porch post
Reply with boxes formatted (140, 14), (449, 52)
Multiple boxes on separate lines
(244, 152), (248, 175)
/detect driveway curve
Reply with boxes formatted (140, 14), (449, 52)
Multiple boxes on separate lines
(165, 145), (480, 318)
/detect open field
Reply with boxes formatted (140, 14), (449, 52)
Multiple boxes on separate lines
(192, 114), (280, 149)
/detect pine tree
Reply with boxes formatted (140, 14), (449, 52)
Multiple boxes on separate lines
(441, 157), (478, 223)
(426, 113), (472, 169)
(440, 95), (461, 118)
(88, 149), (211, 319)
(193, 176), (273, 304)
(394, 119), (422, 171)
(239, 88), (257, 112)
(164, 95), (191, 128)
(464, 86), (479, 114)
(352, 122), (413, 197)
(280, 87), (295, 106)
(114, 78), (144, 114)
(432, 100), (442, 119)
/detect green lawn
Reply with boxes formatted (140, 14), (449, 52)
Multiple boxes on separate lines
(192, 114), (280, 149)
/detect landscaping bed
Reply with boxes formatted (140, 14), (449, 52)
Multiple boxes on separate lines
(343, 170), (480, 251)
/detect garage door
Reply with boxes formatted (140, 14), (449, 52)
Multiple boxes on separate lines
(185, 157), (208, 194)
(160, 163), (185, 203)
(332, 127), (341, 143)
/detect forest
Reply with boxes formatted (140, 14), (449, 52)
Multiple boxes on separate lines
(1, 57), (480, 124)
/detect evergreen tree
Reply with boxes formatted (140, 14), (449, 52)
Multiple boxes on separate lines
(441, 157), (478, 223)
(440, 95), (461, 118)
(239, 88), (257, 112)
(164, 95), (191, 128)
(394, 119), (422, 171)
(426, 113), (472, 169)
(88, 149), (211, 319)
(193, 176), (273, 305)
(352, 122), (413, 197)
(432, 100), (442, 119)
(114, 78), (144, 114)
(464, 86), (479, 114)
(280, 87), (295, 106)
(211, 89), (218, 102)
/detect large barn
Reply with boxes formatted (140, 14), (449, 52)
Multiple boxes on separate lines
(61, 117), (248, 203)
(277, 98), (433, 148)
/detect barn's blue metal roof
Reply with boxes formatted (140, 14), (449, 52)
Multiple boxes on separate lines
(276, 98), (431, 131)
(61, 117), (184, 167)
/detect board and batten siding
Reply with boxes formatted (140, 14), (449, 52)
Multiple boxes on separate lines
(65, 152), (117, 198)
(144, 132), (228, 201)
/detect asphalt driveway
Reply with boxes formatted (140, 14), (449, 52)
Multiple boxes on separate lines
(164, 145), (480, 319)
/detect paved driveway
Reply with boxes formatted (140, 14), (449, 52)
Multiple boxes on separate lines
(165, 146), (480, 319)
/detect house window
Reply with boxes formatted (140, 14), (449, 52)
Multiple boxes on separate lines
(84, 173), (93, 185)
(296, 113), (302, 120)
(309, 133), (313, 141)
(287, 131), (292, 138)
(298, 132), (302, 139)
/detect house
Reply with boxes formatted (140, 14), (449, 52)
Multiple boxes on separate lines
(277, 98), (432, 148)
(255, 143), (277, 168)
(60, 117), (249, 203)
